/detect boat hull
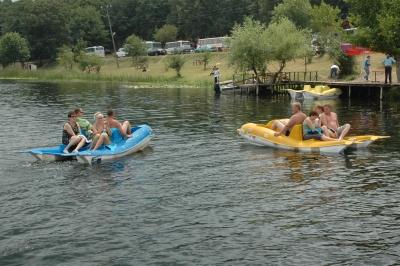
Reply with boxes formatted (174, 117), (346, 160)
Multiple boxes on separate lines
(28, 124), (154, 164)
(237, 123), (352, 154)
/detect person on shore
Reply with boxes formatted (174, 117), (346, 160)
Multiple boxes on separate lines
(210, 66), (221, 94)
(363, 55), (371, 81)
(91, 112), (111, 150)
(303, 111), (338, 141)
(74, 108), (92, 139)
(272, 102), (307, 137)
(320, 104), (351, 140)
(330, 64), (340, 79)
(383, 54), (396, 84)
(106, 109), (132, 138)
(62, 111), (86, 153)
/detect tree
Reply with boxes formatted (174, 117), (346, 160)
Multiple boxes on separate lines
(0, 32), (30, 67)
(229, 17), (270, 81)
(76, 52), (102, 73)
(201, 52), (211, 70)
(267, 18), (312, 80)
(272, 0), (313, 29)
(154, 24), (178, 45)
(166, 55), (185, 77)
(2, 0), (70, 62)
(348, 0), (400, 80)
(310, 1), (342, 49)
(69, 6), (108, 47)
(124, 34), (147, 65)
(57, 46), (74, 70)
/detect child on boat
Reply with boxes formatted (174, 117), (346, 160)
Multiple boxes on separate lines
(303, 111), (337, 141)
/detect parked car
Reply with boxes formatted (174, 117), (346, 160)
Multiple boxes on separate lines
(146, 41), (166, 56)
(165, 41), (192, 54)
(85, 46), (105, 57)
(116, 48), (127, 57)
(195, 44), (218, 53)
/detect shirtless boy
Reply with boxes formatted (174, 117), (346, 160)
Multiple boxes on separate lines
(273, 102), (307, 137)
(106, 109), (132, 138)
(320, 104), (351, 140)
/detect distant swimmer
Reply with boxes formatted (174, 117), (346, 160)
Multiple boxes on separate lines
(272, 102), (307, 137)
(320, 104), (351, 140)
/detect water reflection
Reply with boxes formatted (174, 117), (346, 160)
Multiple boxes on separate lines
(1, 82), (400, 265)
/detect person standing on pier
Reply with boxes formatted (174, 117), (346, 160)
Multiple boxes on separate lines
(383, 54), (396, 84)
(210, 66), (221, 94)
(330, 64), (340, 79)
(363, 55), (371, 81)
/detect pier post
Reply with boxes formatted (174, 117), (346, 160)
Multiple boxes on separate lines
(380, 87), (383, 100)
(348, 86), (351, 98)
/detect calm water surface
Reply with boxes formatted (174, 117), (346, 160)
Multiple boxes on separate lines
(0, 82), (400, 265)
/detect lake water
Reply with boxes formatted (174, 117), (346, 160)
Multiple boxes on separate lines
(1, 82), (400, 265)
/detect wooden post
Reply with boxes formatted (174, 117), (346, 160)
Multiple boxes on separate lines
(375, 72), (377, 82)
(233, 75), (235, 95)
(348, 86), (351, 98)
(380, 86), (383, 100)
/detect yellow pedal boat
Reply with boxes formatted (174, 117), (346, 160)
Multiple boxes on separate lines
(287, 85), (342, 100)
(237, 120), (389, 153)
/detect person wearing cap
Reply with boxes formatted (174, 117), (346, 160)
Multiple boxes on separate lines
(74, 108), (92, 139)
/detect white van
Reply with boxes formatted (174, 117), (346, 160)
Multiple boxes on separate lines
(165, 41), (192, 54)
(196, 37), (229, 52)
(85, 46), (105, 57)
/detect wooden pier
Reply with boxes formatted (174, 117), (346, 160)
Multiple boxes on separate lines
(225, 71), (400, 100)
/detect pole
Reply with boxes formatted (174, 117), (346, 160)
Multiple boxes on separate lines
(106, 5), (119, 68)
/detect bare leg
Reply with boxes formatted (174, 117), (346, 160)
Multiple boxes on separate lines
(93, 134), (105, 150)
(321, 135), (339, 141)
(271, 120), (286, 132)
(73, 137), (86, 152)
(338, 124), (351, 140)
(122, 121), (131, 135)
(64, 136), (81, 153)
(91, 134), (100, 149)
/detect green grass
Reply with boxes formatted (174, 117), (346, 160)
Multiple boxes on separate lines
(0, 52), (388, 86)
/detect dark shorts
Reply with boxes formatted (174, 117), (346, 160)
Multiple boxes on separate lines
(303, 134), (322, 140)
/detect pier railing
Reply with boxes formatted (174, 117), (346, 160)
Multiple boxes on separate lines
(232, 71), (319, 86)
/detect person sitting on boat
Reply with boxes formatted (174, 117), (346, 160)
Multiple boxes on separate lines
(273, 102), (307, 137)
(62, 111), (86, 153)
(303, 111), (337, 141)
(314, 105), (324, 116)
(91, 112), (111, 150)
(106, 109), (132, 138)
(320, 104), (351, 140)
(74, 108), (92, 139)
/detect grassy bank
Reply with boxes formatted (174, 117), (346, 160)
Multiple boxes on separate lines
(0, 52), (389, 86)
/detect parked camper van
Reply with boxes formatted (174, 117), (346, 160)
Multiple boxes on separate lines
(85, 46), (105, 57)
(165, 41), (192, 54)
(146, 41), (166, 56)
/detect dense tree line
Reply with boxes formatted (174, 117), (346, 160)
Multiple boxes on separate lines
(0, 0), (349, 62)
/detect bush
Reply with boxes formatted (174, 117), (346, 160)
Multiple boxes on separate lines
(0, 32), (30, 67)
(201, 52), (211, 70)
(153, 24), (178, 45)
(124, 34), (147, 66)
(57, 46), (74, 70)
(166, 55), (185, 77)
(76, 52), (102, 73)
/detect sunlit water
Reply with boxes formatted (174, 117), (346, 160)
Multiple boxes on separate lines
(0, 82), (400, 265)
